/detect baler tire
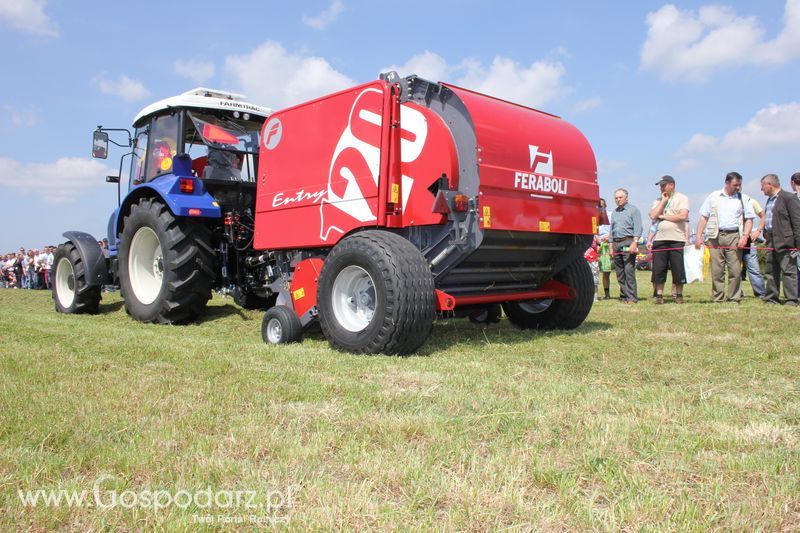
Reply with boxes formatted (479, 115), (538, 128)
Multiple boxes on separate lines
(261, 306), (303, 344)
(317, 230), (435, 355)
(118, 197), (215, 324)
(503, 258), (594, 330)
(52, 242), (101, 315)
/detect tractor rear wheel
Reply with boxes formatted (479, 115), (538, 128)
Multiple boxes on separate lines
(503, 258), (594, 330)
(118, 197), (215, 324)
(317, 231), (435, 355)
(52, 242), (100, 314)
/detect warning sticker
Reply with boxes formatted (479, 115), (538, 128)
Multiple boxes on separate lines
(292, 288), (305, 301)
(483, 206), (491, 228)
(539, 220), (551, 232)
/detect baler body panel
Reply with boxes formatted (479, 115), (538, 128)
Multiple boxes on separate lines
(254, 81), (387, 250)
(254, 81), (460, 250)
(442, 84), (599, 236)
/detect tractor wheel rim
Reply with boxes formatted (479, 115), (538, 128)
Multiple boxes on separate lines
(331, 265), (376, 332)
(128, 226), (164, 305)
(266, 318), (283, 343)
(55, 257), (76, 308)
(519, 299), (553, 314)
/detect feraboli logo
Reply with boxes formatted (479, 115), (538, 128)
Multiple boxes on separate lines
(513, 144), (567, 196)
(263, 118), (282, 150)
(529, 145), (553, 175)
(319, 88), (428, 241)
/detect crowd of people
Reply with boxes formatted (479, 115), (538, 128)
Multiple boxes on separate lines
(0, 246), (56, 290)
(588, 171), (800, 306)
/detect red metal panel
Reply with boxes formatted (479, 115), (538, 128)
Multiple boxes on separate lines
(443, 84), (598, 235)
(397, 102), (459, 228)
(289, 257), (324, 317)
(254, 81), (391, 250)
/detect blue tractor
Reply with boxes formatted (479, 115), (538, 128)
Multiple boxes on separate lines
(52, 88), (273, 322)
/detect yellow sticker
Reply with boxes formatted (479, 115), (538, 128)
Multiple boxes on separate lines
(483, 206), (491, 227)
(160, 157), (172, 171)
(390, 183), (399, 203)
(539, 220), (551, 232)
(212, 201), (219, 207)
(292, 288), (305, 301)
(592, 216), (598, 234)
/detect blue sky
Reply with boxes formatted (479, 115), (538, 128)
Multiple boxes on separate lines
(1, 0), (798, 250)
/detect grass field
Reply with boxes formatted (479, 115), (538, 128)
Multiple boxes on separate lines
(1, 273), (799, 530)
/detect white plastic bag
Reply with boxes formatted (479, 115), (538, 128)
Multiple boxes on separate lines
(684, 245), (704, 283)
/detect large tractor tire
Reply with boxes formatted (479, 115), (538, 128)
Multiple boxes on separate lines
(503, 258), (594, 330)
(52, 242), (101, 314)
(118, 197), (215, 324)
(317, 230), (435, 355)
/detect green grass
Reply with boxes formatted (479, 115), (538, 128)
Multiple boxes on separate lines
(1, 273), (799, 530)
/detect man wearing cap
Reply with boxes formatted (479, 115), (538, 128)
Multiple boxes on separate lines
(610, 188), (642, 303)
(648, 175), (690, 304)
(695, 172), (756, 302)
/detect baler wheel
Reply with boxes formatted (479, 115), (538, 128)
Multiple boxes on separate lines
(118, 197), (215, 324)
(52, 242), (101, 314)
(503, 258), (594, 330)
(261, 306), (303, 344)
(317, 230), (435, 355)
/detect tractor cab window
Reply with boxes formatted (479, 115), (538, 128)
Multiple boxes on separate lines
(128, 127), (149, 188)
(183, 111), (261, 182)
(145, 113), (180, 182)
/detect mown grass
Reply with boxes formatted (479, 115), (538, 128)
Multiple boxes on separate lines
(1, 273), (799, 530)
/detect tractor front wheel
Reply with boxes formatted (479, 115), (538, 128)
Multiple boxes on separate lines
(118, 198), (215, 324)
(52, 242), (100, 314)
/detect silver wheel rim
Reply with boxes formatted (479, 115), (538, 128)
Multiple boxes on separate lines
(331, 265), (376, 332)
(266, 317), (283, 343)
(128, 226), (164, 305)
(519, 299), (553, 314)
(55, 257), (76, 309)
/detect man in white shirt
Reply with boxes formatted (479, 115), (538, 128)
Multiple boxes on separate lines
(695, 172), (756, 303)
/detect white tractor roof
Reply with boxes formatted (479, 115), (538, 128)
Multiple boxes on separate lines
(132, 87), (272, 126)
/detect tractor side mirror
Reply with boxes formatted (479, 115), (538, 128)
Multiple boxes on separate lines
(92, 130), (109, 159)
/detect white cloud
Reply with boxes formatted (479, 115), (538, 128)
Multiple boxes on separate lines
(225, 41), (354, 109)
(302, 0), (344, 29)
(4, 105), (39, 128)
(641, 0), (800, 82)
(676, 133), (719, 156)
(676, 102), (800, 160)
(0, 0), (57, 37)
(174, 58), (215, 85)
(459, 57), (567, 109)
(95, 74), (150, 103)
(573, 96), (603, 114)
(384, 51), (568, 109)
(0, 157), (112, 205)
(383, 51), (451, 82)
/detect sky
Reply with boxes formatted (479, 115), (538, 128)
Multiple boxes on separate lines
(1, 0), (799, 251)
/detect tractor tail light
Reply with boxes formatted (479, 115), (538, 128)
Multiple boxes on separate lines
(179, 178), (194, 194)
(188, 208), (201, 216)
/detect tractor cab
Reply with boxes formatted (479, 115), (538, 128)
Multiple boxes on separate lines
(125, 88), (270, 189)
(93, 88), (271, 199)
